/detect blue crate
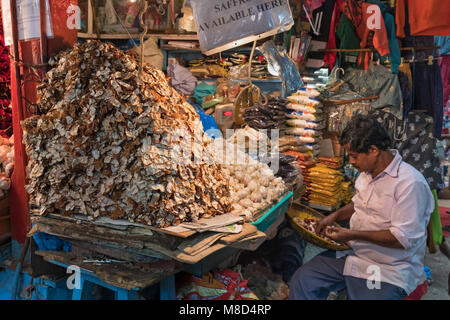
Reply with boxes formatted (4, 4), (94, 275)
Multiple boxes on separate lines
(251, 192), (293, 232)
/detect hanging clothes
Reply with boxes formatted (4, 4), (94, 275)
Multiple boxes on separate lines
(342, 0), (390, 70)
(306, 0), (337, 68)
(342, 64), (404, 120)
(396, 0), (450, 38)
(435, 36), (450, 107)
(367, 0), (401, 74)
(438, 55), (450, 107)
(370, 110), (444, 191)
(323, 0), (345, 70)
(401, 36), (435, 61)
(305, 0), (327, 12)
(410, 61), (444, 139)
(398, 62), (412, 91)
(335, 13), (360, 69)
(398, 71), (412, 118)
(435, 36), (450, 56)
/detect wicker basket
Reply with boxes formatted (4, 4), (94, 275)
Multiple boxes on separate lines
(287, 202), (350, 251)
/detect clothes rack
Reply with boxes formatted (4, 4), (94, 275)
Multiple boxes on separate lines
(315, 46), (440, 53)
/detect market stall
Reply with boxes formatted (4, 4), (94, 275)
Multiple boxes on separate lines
(0, 0), (448, 301)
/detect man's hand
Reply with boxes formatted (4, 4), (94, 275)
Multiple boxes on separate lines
(315, 202), (355, 236)
(315, 212), (338, 236)
(325, 226), (354, 243)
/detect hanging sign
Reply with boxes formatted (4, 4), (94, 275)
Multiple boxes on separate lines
(1, 0), (53, 46)
(190, 0), (294, 55)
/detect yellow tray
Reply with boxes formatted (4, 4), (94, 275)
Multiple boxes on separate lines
(287, 202), (350, 251)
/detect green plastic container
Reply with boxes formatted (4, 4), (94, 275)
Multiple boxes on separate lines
(251, 192), (293, 232)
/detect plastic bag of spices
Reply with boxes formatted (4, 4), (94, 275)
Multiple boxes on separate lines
(176, 269), (259, 300)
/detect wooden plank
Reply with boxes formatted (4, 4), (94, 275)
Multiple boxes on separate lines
(0, 216), (10, 234)
(77, 32), (198, 40)
(70, 240), (166, 263)
(0, 195), (9, 217)
(160, 44), (201, 52)
(32, 211), (197, 238)
(31, 215), (183, 248)
(35, 250), (184, 290)
(30, 217), (233, 264)
(87, 0), (93, 35)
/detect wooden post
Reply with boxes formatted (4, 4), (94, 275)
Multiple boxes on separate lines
(87, 0), (93, 35)
(39, 0), (48, 69)
(8, 1), (78, 253)
(9, 0), (30, 254)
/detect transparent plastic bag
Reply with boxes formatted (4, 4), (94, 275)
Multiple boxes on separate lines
(190, 0), (294, 55)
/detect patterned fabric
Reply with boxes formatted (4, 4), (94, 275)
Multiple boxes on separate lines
(370, 110), (444, 191)
(343, 64), (404, 120)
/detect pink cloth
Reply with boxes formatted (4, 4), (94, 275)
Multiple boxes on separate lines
(339, 150), (434, 295)
(306, 0), (326, 12)
(439, 55), (450, 107)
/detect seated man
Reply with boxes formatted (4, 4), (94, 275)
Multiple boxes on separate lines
(289, 114), (434, 300)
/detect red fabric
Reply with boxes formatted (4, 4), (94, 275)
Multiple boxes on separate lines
(403, 281), (428, 300)
(438, 206), (450, 238)
(323, 0), (344, 70)
(396, 0), (450, 38)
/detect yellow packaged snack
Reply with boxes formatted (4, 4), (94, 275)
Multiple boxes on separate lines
(309, 176), (343, 184)
(309, 168), (342, 177)
(309, 182), (341, 190)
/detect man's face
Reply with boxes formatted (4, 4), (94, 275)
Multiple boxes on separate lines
(344, 143), (379, 173)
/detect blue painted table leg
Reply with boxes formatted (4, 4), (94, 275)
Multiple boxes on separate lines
(116, 289), (138, 300)
(159, 275), (175, 300)
(72, 275), (84, 300)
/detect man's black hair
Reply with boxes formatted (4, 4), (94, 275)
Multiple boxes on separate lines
(339, 114), (392, 153)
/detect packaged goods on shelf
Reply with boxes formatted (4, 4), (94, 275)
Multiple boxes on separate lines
(290, 88), (321, 98)
(285, 119), (323, 129)
(285, 88), (324, 157)
(243, 97), (289, 135)
(282, 151), (314, 202)
(306, 164), (344, 208)
(317, 156), (343, 170)
(286, 103), (322, 114)
(285, 128), (321, 137)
